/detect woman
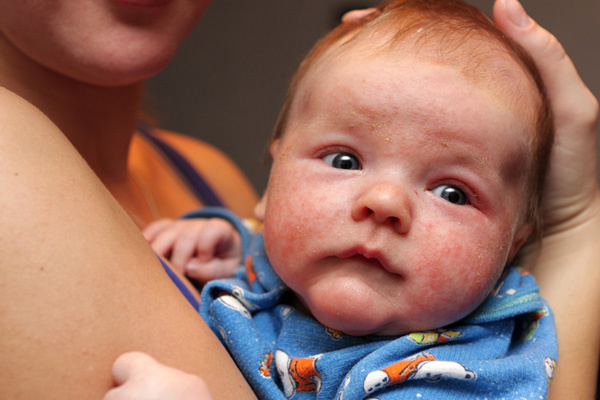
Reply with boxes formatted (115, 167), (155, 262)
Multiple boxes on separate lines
(0, 0), (597, 399)
(0, 1), (256, 398)
(0, 0), (258, 295)
(0, 0), (258, 226)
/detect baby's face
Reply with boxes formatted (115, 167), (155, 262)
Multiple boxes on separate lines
(257, 49), (535, 336)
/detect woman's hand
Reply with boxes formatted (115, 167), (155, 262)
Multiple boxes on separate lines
(493, 0), (600, 233)
(493, 1), (600, 399)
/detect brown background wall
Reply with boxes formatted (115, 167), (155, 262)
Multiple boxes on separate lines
(147, 0), (600, 194)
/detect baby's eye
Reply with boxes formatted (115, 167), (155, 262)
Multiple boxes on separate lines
(431, 184), (468, 205)
(322, 153), (361, 170)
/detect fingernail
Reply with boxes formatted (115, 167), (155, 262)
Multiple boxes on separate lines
(186, 260), (199, 271)
(504, 0), (531, 28)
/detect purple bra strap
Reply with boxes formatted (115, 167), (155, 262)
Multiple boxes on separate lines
(138, 126), (225, 208)
(159, 257), (200, 310)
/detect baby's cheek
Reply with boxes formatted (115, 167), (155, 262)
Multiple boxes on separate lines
(264, 186), (325, 263)
(415, 230), (505, 321)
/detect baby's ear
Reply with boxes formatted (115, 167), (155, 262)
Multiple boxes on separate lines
(253, 191), (268, 222)
(508, 222), (532, 261)
(268, 138), (281, 159)
(255, 139), (281, 222)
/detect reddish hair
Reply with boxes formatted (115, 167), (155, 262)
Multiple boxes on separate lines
(269, 0), (553, 238)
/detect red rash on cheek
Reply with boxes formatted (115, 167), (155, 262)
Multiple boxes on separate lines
(263, 175), (315, 260)
(410, 225), (507, 324)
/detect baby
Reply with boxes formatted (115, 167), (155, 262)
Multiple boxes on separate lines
(109, 0), (557, 398)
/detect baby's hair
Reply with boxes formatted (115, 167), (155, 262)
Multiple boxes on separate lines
(268, 0), (553, 240)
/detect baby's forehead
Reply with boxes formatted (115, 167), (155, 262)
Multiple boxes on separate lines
(304, 27), (541, 135)
(293, 38), (537, 182)
(354, 26), (535, 101)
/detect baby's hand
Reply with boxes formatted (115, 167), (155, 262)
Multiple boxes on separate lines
(104, 352), (214, 400)
(143, 218), (242, 284)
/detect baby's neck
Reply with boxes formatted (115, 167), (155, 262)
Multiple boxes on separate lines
(282, 291), (310, 315)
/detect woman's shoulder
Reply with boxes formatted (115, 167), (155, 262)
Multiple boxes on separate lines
(0, 85), (30, 105)
(0, 87), (53, 126)
(0, 103), (256, 398)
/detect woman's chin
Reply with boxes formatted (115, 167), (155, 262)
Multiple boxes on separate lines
(73, 53), (174, 87)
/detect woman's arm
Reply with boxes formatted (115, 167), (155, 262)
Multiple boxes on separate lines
(493, 0), (600, 398)
(0, 88), (256, 400)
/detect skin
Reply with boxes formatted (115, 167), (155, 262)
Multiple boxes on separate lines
(0, 1), (257, 399)
(0, 0), (259, 228)
(493, 0), (600, 398)
(144, 217), (243, 283)
(105, 352), (215, 400)
(342, 0), (600, 396)
(256, 47), (535, 337)
(0, 0), (207, 86)
(0, 0), (597, 398)
(102, 1), (600, 397)
(0, 88), (256, 400)
(0, 0), (258, 297)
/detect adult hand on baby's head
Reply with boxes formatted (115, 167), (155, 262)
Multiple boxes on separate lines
(104, 352), (214, 400)
(493, 1), (600, 399)
(341, 8), (379, 23)
(493, 0), (600, 232)
(143, 217), (242, 284)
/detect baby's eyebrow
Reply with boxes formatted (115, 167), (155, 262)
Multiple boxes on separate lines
(422, 135), (510, 186)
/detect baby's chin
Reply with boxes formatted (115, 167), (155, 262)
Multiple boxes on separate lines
(294, 285), (476, 337)
(307, 302), (420, 337)
(307, 299), (469, 337)
(287, 294), (390, 336)
(316, 318), (421, 337)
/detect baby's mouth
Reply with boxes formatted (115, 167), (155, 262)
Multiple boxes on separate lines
(337, 247), (399, 276)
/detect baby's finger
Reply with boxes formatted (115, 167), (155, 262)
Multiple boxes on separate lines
(194, 219), (241, 260)
(110, 352), (157, 387)
(142, 218), (176, 243)
(146, 227), (182, 259)
(185, 257), (241, 283)
(170, 223), (206, 271)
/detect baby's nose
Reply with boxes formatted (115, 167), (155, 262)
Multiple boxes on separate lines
(351, 181), (412, 234)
